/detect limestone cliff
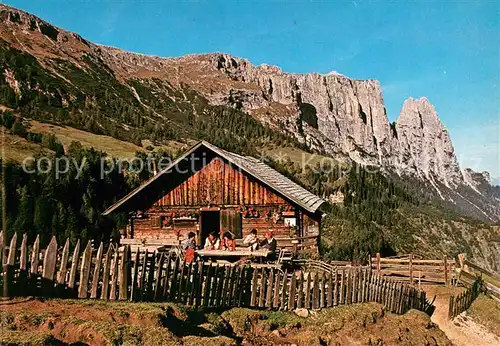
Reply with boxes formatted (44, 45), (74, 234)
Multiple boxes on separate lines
(0, 3), (498, 221)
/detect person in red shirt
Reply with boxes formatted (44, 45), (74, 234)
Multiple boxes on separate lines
(183, 232), (197, 262)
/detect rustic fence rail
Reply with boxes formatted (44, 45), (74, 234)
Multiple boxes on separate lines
(371, 253), (455, 285)
(454, 255), (500, 303)
(448, 278), (483, 319)
(0, 233), (432, 314)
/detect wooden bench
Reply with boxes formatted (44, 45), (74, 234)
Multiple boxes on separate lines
(119, 238), (181, 247)
(196, 249), (270, 258)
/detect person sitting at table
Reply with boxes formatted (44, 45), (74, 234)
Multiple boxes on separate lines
(182, 232), (197, 263)
(243, 228), (259, 251)
(260, 231), (277, 260)
(204, 231), (220, 250)
(220, 231), (236, 251)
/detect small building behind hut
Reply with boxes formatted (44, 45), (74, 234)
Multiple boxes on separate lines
(103, 141), (326, 252)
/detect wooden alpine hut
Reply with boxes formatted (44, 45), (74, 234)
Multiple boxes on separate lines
(103, 141), (326, 252)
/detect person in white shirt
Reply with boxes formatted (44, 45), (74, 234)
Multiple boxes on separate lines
(243, 228), (259, 251)
(204, 231), (220, 250)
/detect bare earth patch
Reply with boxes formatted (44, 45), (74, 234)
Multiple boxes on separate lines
(0, 298), (451, 346)
(423, 285), (500, 346)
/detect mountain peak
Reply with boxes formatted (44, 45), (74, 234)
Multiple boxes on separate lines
(0, 3), (497, 221)
(395, 96), (462, 188)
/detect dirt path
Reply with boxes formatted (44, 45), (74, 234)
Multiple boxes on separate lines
(424, 285), (499, 346)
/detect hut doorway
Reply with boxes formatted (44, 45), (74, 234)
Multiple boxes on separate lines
(200, 209), (220, 243)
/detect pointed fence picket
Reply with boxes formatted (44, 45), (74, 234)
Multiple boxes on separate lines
(0, 233), (432, 314)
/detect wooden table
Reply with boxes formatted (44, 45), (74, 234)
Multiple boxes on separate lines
(118, 245), (167, 253)
(196, 249), (270, 258)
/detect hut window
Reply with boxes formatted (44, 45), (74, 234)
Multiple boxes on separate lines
(151, 216), (161, 228)
(173, 217), (197, 228)
(283, 211), (296, 227)
(284, 216), (296, 227)
(160, 216), (172, 229)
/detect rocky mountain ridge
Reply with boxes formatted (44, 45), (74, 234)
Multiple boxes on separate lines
(0, 4), (498, 221)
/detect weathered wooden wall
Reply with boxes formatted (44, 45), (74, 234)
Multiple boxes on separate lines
(132, 208), (299, 243)
(130, 157), (321, 245)
(0, 232), (431, 315)
(153, 158), (288, 207)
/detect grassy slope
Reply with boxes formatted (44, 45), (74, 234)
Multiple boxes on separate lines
(467, 295), (500, 337)
(1, 130), (52, 162)
(1, 120), (187, 163)
(29, 120), (184, 158)
(29, 120), (146, 158)
(0, 298), (450, 346)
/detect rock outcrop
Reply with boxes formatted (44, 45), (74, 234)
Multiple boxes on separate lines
(179, 54), (499, 220)
(0, 3), (498, 221)
(395, 97), (463, 188)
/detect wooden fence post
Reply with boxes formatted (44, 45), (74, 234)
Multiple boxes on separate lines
(140, 249), (149, 301)
(312, 272), (319, 309)
(90, 242), (104, 299)
(357, 268), (362, 303)
(280, 271), (287, 310)
(196, 261), (204, 307)
(6, 233), (17, 268)
(376, 253), (381, 274)
(154, 252), (165, 300)
(288, 272), (297, 311)
(3, 232), (17, 299)
(130, 248), (140, 301)
(203, 263), (212, 307)
(266, 268), (275, 308)
(18, 233), (28, 295)
(42, 236), (58, 295)
(250, 267), (258, 307)
(109, 246), (119, 300)
(215, 264), (225, 307)
(57, 239), (70, 288)
(161, 253), (173, 300)
(101, 246), (113, 300)
(273, 270), (281, 309)
(226, 265), (236, 307)
(67, 239), (80, 293)
(444, 255), (448, 286)
(146, 251), (157, 300)
(327, 273), (333, 307)
(78, 241), (92, 299)
(333, 269), (339, 306)
(409, 254), (413, 284)
(235, 265), (245, 307)
(30, 235), (40, 278)
(346, 269), (352, 304)
(297, 271), (304, 309)
(258, 268), (267, 308)
(303, 272), (310, 309)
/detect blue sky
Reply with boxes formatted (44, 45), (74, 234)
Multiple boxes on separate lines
(4, 0), (499, 178)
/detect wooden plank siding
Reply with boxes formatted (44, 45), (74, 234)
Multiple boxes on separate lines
(152, 158), (287, 207)
(130, 157), (321, 246)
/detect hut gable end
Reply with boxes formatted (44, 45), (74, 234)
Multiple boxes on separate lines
(153, 157), (286, 208)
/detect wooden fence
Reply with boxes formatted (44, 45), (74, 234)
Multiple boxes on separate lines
(371, 253), (455, 285)
(0, 233), (432, 314)
(294, 259), (356, 273)
(454, 255), (500, 303)
(448, 278), (483, 319)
